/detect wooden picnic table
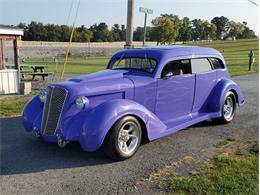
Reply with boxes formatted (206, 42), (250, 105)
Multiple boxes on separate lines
(20, 64), (53, 80)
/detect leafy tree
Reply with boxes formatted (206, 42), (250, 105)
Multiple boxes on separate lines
(90, 22), (113, 42)
(151, 15), (179, 45)
(179, 17), (192, 42)
(226, 21), (245, 39)
(192, 19), (205, 40)
(211, 16), (229, 39)
(111, 24), (121, 41)
(133, 26), (143, 41)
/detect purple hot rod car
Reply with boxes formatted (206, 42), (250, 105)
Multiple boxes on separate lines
(22, 46), (244, 160)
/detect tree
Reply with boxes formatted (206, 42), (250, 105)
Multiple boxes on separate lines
(90, 22), (113, 42)
(151, 15), (179, 45)
(133, 26), (143, 41)
(238, 22), (257, 39)
(211, 16), (229, 39)
(192, 19), (204, 40)
(111, 24), (121, 41)
(225, 21), (245, 39)
(178, 17), (192, 42)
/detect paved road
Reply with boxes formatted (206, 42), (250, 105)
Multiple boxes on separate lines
(0, 75), (258, 194)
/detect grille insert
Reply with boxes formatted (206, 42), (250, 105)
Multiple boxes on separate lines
(41, 86), (68, 135)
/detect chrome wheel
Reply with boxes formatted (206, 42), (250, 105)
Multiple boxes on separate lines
(118, 121), (139, 155)
(223, 96), (234, 120)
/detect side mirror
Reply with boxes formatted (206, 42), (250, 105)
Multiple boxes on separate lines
(163, 72), (173, 79)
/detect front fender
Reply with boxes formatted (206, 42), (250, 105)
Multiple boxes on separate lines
(208, 78), (244, 113)
(79, 99), (166, 152)
(22, 96), (43, 132)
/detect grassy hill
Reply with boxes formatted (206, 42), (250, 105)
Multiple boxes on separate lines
(24, 39), (259, 77)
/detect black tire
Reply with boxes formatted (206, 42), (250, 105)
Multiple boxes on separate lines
(216, 91), (236, 124)
(103, 116), (142, 160)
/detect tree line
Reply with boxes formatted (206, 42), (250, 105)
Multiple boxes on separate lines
(18, 15), (257, 44)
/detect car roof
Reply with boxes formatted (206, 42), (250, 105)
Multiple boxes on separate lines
(111, 45), (224, 62)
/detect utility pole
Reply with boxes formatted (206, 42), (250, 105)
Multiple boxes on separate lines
(125, 0), (135, 48)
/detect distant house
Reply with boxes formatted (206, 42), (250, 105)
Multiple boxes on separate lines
(0, 25), (23, 94)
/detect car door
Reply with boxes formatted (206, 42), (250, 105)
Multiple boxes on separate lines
(191, 58), (217, 114)
(155, 59), (195, 127)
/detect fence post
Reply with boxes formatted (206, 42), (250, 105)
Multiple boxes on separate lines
(248, 50), (254, 71)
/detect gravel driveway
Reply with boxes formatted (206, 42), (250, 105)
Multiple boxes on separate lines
(0, 74), (258, 195)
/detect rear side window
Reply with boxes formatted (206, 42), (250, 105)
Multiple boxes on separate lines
(191, 58), (212, 73)
(209, 58), (224, 69)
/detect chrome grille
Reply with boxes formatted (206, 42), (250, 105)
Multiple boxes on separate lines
(41, 86), (68, 135)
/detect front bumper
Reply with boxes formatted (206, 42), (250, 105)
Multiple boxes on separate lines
(22, 96), (103, 152)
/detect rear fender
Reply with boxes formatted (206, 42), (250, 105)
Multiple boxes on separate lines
(79, 99), (166, 151)
(208, 79), (244, 113)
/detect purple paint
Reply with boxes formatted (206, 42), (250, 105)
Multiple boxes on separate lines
(22, 46), (244, 152)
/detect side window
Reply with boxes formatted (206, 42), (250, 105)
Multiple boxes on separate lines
(209, 58), (224, 69)
(191, 58), (212, 74)
(161, 59), (191, 78)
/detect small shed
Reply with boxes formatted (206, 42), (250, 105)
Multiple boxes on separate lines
(0, 25), (23, 94)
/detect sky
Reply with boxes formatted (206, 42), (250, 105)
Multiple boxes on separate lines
(0, 0), (259, 35)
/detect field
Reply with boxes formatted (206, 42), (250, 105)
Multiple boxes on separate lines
(23, 39), (259, 77)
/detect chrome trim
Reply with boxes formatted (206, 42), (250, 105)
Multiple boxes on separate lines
(41, 86), (68, 135)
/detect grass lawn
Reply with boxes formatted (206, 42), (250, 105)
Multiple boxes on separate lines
(23, 39), (259, 75)
(0, 96), (30, 117)
(160, 154), (258, 195)
(149, 141), (259, 195)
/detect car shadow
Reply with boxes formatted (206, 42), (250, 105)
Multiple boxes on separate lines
(0, 116), (225, 175)
(0, 117), (113, 175)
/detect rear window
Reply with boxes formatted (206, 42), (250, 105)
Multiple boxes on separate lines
(191, 58), (212, 73)
(209, 58), (224, 69)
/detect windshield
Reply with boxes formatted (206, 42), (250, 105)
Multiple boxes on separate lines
(108, 57), (157, 73)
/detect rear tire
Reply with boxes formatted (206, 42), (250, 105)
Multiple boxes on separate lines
(103, 116), (142, 160)
(216, 91), (236, 124)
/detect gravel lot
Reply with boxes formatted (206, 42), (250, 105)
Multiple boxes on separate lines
(0, 75), (258, 195)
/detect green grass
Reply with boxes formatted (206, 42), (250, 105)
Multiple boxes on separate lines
(0, 96), (30, 117)
(23, 39), (259, 76)
(189, 39), (259, 66)
(160, 154), (258, 195)
(228, 65), (258, 77)
(24, 56), (109, 74)
(215, 137), (236, 148)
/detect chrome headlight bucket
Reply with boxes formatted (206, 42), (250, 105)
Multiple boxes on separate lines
(39, 89), (48, 103)
(75, 96), (89, 110)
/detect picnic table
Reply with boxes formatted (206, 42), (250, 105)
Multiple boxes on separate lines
(20, 64), (53, 80)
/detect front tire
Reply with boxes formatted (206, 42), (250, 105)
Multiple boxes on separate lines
(216, 91), (236, 124)
(103, 116), (142, 160)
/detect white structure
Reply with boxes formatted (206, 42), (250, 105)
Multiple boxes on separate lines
(0, 25), (23, 94)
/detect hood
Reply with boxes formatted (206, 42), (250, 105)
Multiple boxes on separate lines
(51, 69), (134, 98)
(69, 69), (129, 83)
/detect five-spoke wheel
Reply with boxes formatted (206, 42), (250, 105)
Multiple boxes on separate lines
(216, 91), (236, 123)
(103, 116), (142, 160)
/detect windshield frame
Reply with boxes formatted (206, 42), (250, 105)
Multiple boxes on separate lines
(107, 56), (158, 74)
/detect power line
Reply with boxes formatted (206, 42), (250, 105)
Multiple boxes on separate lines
(248, 0), (259, 7)
(66, 0), (75, 26)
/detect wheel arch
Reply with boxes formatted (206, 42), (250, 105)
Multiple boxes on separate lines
(79, 99), (166, 152)
(207, 78), (244, 113)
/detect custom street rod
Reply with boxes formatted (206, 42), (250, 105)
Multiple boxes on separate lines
(23, 46), (244, 160)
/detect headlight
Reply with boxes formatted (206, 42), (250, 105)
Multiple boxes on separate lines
(39, 89), (48, 103)
(75, 96), (89, 110)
